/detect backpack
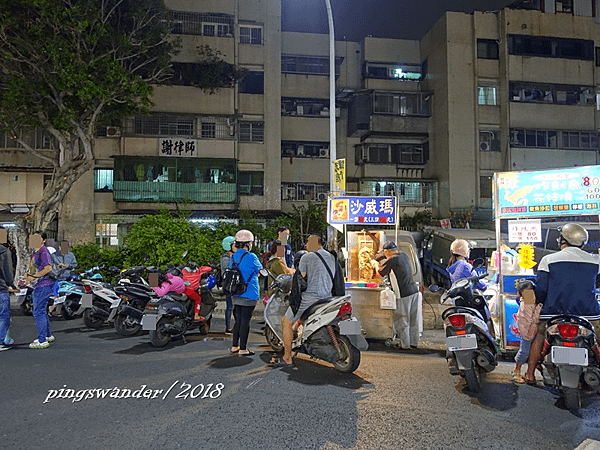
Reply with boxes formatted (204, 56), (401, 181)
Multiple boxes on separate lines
(314, 251), (345, 297)
(222, 251), (249, 296)
(288, 270), (308, 314)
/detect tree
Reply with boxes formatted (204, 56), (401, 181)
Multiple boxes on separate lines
(0, 0), (241, 276)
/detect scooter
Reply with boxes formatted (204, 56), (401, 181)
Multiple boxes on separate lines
(16, 280), (35, 316)
(430, 273), (497, 392)
(539, 314), (600, 410)
(262, 269), (368, 373)
(49, 279), (87, 319)
(142, 268), (217, 347)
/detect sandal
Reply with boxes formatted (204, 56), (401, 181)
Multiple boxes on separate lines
(239, 350), (255, 356)
(268, 357), (294, 368)
(510, 371), (525, 384)
(524, 376), (538, 386)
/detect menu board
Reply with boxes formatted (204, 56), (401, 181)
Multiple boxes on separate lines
(494, 165), (600, 219)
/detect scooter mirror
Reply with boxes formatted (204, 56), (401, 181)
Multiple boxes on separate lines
(182, 250), (188, 259)
(259, 269), (269, 277)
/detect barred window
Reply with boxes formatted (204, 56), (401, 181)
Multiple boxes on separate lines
(239, 171), (264, 195)
(124, 115), (234, 139)
(239, 122), (264, 142)
(281, 55), (343, 76)
(239, 25), (262, 44)
(478, 86), (498, 105)
(168, 11), (234, 37)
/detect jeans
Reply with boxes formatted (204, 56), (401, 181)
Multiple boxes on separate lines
(515, 337), (533, 365)
(0, 290), (10, 343)
(33, 284), (53, 343)
(392, 292), (421, 349)
(232, 304), (255, 351)
(225, 294), (233, 330)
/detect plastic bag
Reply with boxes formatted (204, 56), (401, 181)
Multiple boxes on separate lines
(379, 287), (396, 310)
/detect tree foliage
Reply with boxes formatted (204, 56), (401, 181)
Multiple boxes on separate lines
(0, 0), (177, 232)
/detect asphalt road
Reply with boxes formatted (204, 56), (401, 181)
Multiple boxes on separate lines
(2, 303), (600, 450)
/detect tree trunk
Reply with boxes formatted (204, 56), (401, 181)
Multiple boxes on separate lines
(8, 224), (30, 282)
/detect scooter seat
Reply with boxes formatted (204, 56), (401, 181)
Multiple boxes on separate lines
(300, 297), (333, 321)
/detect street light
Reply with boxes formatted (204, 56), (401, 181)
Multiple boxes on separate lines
(324, 0), (336, 193)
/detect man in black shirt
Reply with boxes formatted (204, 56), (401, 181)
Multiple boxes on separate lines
(373, 241), (420, 349)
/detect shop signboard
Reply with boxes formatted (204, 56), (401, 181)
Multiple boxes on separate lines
(328, 196), (396, 225)
(494, 165), (600, 219)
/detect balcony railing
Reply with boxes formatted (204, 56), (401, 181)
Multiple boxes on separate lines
(113, 181), (237, 203)
(360, 180), (438, 206)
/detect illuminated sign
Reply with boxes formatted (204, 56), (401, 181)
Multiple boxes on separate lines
(329, 196), (396, 225)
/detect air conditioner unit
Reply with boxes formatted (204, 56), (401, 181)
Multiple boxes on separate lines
(297, 145), (305, 156)
(319, 148), (329, 158)
(317, 192), (328, 201)
(106, 126), (121, 137)
(480, 141), (490, 151)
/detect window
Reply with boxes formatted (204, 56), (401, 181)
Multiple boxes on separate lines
(96, 223), (119, 246)
(478, 86), (498, 105)
(508, 34), (593, 60)
(372, 92), (431, 116)
(239, 122), (264, 142)
(510, 128), (598, 150)
(281, 98), (329, 116)
(509, 82), (595, 106)
(239, 25), (262, 44)
(356, 143), (428, 165)
(239, 71), (264, 94)
(201, 122), (216, 138)
(477, 39), (499, 59)
(555, 0), (573, 13)
(363, 62), (422, 80)
(480, 176), (493, 199)
(94, 169), (113, 192)
(281, 55), (344, 77)
(479, 130), (501, 152)
(168, 11), (233, 36)
(281, 141), (329, 157)
(281, 182), (328, 201)
(239, 171), (264, 195)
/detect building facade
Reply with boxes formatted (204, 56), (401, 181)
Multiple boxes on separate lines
(2, 0), (600, 243)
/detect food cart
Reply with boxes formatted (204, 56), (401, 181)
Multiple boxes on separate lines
(492, 165), (600, 353)
(328, 196), (423, 342)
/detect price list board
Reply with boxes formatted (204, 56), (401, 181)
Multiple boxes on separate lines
(494, 165), (600, 219)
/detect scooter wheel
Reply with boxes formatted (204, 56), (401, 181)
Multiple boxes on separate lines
(385, 339), (392, 347)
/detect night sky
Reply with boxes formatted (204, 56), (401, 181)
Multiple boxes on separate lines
(281, 0), (516, 41)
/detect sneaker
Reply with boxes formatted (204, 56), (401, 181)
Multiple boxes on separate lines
(29, 339), (50, 349)
(3, 338), (14, 345)
(0, 344), (11, 351)
(225, 329), (233, 335)
(46, 335), (55, 343)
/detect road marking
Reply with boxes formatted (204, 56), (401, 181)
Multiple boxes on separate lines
(246, 378), (262, 389)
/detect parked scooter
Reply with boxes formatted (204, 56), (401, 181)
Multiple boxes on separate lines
(430, 273), (497, 392)
(49, 279), (87, 319)
(142, 266), (217, 347)
(80, 267), (130, 329)
(539, 314), (600, 409)
(16, 280), (35, 316)
(262, 269), (368, 373)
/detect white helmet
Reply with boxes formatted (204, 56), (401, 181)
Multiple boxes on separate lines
(235, 229), (254, 244)
(558, 223), (588, 247)
(450, 239), (470, 258)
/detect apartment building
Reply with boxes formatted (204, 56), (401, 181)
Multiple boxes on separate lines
(2, 0), (600, 243)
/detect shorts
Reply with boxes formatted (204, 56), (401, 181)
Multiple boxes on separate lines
(537, 319), (600, 337)
(284, 296), (319, 322)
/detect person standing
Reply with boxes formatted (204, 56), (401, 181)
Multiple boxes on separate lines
(268, 226), (294, 269)
(25, 231), (55, 349)
(0, 242), (19, 351)
(220, 236), (236, 334)
(230, 230), (262, 356)
(373, 241), (421, 350)
(51, 241), (77, 280)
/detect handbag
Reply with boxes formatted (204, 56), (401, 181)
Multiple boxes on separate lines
(379, 287), (396, 310)
(516, 302), (542, 341)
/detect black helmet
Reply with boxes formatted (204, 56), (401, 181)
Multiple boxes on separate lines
(186, 261), (199, 270)
(294, 250), (307, 269)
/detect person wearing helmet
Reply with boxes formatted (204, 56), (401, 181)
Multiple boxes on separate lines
(230, 230), (263, 356)
(446, 239), (487, 290)
(220, 236), (236, 333)
(524, 223), (600, 385)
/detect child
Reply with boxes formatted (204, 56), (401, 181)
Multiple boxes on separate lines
(181, 261), (212, 321)
(511, 280), (542, 384)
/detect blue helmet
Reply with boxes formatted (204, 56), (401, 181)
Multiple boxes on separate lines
(201, 274), (217, 290)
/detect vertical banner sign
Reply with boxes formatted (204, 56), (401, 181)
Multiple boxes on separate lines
(333, 158), (346, 194)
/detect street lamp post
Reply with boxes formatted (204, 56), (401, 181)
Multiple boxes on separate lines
(324, 0), (336, 193)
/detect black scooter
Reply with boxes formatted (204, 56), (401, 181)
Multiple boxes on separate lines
(142, 268), (216, 347)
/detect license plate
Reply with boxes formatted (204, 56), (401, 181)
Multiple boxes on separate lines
(142, 314), (157, 331)
(53, 295), (66, 305)
(550, 346), (588, 366)
(446, 334), (477, 351)
(80, 294), (93, 309)
(339, 318), (362, 336)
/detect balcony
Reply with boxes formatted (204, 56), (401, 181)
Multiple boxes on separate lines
(113, 156), (237, 203)
(113, 181), (236, 203)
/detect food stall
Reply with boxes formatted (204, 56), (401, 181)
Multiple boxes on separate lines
(328, 196), (423, 341)
(492, 165), (600, 353)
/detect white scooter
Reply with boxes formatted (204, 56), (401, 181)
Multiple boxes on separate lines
(261, 269), (368, 373)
